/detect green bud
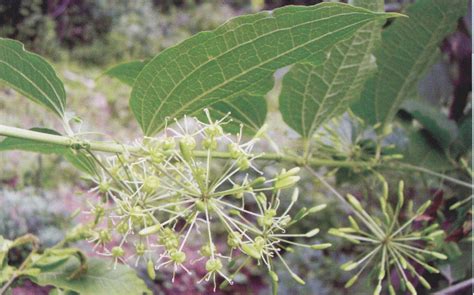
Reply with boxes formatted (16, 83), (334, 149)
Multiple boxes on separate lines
(344, 274), (359, 288)
(291, 273), (305, 285)
(388, 284), (396, 295)
(256, 193), (267, 206)
(250, 177), (266, 187)
(170, 250), (186, 264)
(429, 251), (447, 260)
(416, 200), (432, 215)
(135, 243), (146, 256)
(348, 216), (360, 231)
(373, 283), (382, 295)
(305, 228), (320, 238)
(179, 136), (196, 162)
(341, 261), (358, 271)
(196, 200), (207, 212)
(418, 275), (431, 289)
(398, 181), (405, 208)
(291, 207), (308, 224)
(139, 223), (162, 236)
(203, 137), (218, 150)
(241, 244), (261, 260)
(274, 176), (300, 190)
(98, 181), (110, 193)
(98, 229), (111, 244)
(269, 270), (279, 282)
(311, 243), (331, 250)
(142, 175), (160, 194)
(227, 232), (241, 248)
(205, 258), (223, 273)
(147, 260), (156, 280)
(237, 157), (251, 171)
(200, 244), (213, 257)
(346, 194), (363, 212)
(291, 188), (299, 203)
(308, 204), (326, 214)
(228, 143), (241, 159)
(406, 280), (417, 295)
(111, 246), (125, 257)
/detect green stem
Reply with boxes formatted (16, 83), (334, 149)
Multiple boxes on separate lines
(0, 124), (368, 168)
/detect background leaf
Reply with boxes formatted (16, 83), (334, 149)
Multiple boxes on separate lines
(351, 0), (467, 128)
(102, 60), (147, 86)
(278, 0), (383, 138)
(30, 257), (150, 295)
(0, 38), (66, 117)
(130, 3), (396, 136)
(400, 100), (459, 151)
(0, 128), (97, 175)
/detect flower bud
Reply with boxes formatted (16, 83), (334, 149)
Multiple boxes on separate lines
(269, 270), (279, 282)
(111, 246), (124, 257)
(179, 136), (196, 162)
(139, 223), (162, 236)
(311, 243), (331, 250)
(241, 244), (261, 260)
(205, 258), (223, 273)
(274, 176), (300, 190)
(147, 260), (156, 280)
(170, 250), (186, 264)
(237, 157), (250, 171)
(291, 273), (305, 285)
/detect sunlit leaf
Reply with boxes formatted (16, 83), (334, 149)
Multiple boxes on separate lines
(130, 3), (398, 136)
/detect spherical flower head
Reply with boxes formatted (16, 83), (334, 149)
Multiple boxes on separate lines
(83, 112), (327, 288)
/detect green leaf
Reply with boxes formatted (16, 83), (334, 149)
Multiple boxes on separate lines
(279, 0), (383, 138)
(400, 100), (458, 151)
(0, 128), (97, 175)
(130, 3), (398, 136)
(102, 60), (147, 86)
(398, 126), (453, 171)
(103, 60), (265, 134)
(351, 0), (467, 128)
(30, 258), (150, 295)
(0, 38), (66, 117)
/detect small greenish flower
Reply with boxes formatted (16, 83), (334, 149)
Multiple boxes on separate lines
(330, 180), (447, 295)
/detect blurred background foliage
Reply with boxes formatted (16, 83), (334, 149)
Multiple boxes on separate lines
(0, 0), (471, 294)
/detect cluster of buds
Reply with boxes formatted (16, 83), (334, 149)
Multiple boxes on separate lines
(330, 179), (447, 295)
(84, 111), (329, 290)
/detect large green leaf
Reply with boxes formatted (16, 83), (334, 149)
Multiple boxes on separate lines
(278, 0), (384, 138)
(130, 3), (398, 136)
(351, 0), (467, 128)
(103, 60), (264, 134)
(0, 38), (66, 117)
(31, 257), (150, 295)
(0, 128), (97, 175)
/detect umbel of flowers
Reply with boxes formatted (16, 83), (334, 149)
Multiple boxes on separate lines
(83, 110), (330, 290)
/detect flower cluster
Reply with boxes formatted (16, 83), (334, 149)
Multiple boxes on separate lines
(330, 179), (447, 295)
(83, 111), (329, 290)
